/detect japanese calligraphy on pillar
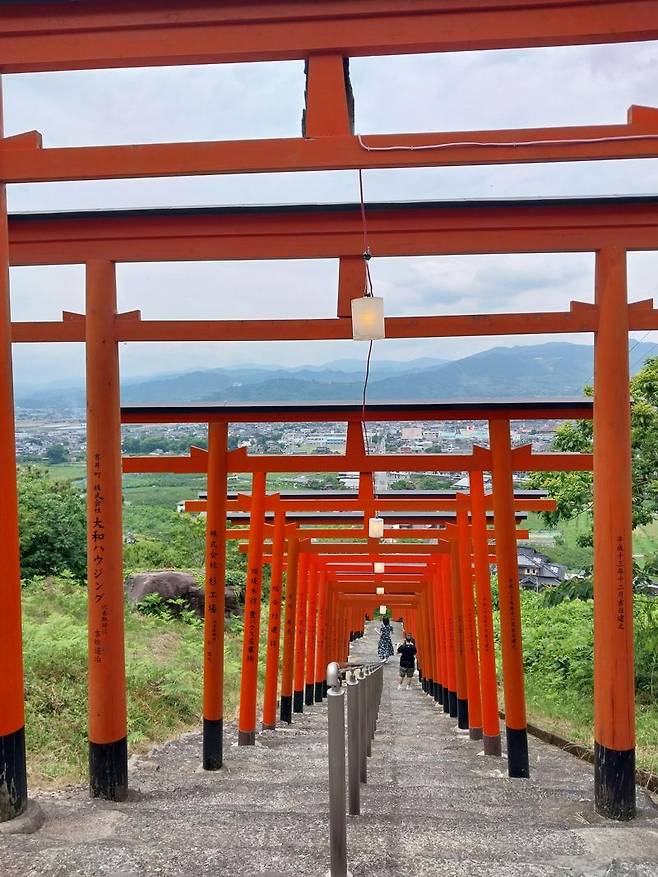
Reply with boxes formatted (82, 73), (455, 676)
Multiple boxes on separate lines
(91, 452), (106, 664)
(207, 529), (218, 660)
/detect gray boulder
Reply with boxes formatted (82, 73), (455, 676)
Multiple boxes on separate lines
(124, 570), (242, 617)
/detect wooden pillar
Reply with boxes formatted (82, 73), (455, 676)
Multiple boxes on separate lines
(262, 507), (286, 730)
(238, 471), (267, 745)
(449, 541), (469, 729)
(305, 559), (319, 706)
(593, 248), (636, 820)
(489, 418), (529, 778)
(432, 564), (446, 705)
(202, 422), (228, 768)
(457, 500), (483, 741)
(279, 537), (300, 724)
(86, 260), (128, 800)
(314, 569), (328, 701)
(0, 80), (27, 822)
(469, 470), (501, 756)
(440, 554), (457, 716)
(293, 553), (309, 712)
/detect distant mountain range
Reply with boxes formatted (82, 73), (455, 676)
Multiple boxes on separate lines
(14, 342), (658, 409)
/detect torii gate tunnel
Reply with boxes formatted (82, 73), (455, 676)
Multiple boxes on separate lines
(0, 0), (656, 826)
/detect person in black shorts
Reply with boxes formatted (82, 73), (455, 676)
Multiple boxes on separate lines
(397, 633), (417, 690)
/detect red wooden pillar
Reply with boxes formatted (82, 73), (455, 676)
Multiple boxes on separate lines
(86, 260), (128, 799)
(469, 470), (501, 755)
(238, 472), (267, 745)
(0, 80), (27, 822)
(457, 498), (483, 741)
(490, 418), (529, 778)
(432, 563), (447, 706)
(279, 536), (300, 724)
(593, 248), (636, 820)
(305, 559), (319, 706)
(202, 422), (228, 768)
(314, 568), (328, 700)
(293, 553), (309, 712)
(449, 541), (469, 729)
(262, 507), (286, 730)
(439, 554), (457, 716)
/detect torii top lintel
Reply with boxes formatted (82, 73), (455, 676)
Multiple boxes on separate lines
(0, 1), (656, 73)
(120, 398), (593, 425)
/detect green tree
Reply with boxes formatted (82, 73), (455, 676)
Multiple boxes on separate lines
(46, 443), (68, 465)
(18, 467), (86, 581)
(529, 355), (658, 541)
(390, 479), (415, 491)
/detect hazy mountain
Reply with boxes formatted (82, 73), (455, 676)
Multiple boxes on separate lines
(13, 343), (657, 409)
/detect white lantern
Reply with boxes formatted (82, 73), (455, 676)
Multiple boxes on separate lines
(376, 586), (385, 595)
(351, 296), (385, 341)
(379, 604), (387, 616)
(374, 562), (385, 574)
(368, 516), (384, 539)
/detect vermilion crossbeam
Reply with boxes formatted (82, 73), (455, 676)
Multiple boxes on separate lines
(3, 107), (658, 182)
(0, 1), (656, 73)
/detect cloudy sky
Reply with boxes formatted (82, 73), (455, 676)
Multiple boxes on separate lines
(5, 40), (658, 387)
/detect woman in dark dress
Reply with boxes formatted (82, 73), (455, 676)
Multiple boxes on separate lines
(377, 615), (395, 662)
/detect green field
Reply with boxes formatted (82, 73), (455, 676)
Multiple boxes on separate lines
(524, 512), (658, 569)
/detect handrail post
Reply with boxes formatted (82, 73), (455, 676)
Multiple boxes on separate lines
(346, 670), (360, 816)
(326, 662), (350, 877)
(366, 668), (373, 757)
(358, 667), (367, 783)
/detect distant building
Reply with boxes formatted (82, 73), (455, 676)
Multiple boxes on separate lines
(517, 545), (567, 591)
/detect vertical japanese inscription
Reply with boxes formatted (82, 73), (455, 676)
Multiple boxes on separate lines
(207, 529), (218, 660)
(92, 452), (105, 663)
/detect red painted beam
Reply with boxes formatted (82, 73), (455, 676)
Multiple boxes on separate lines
(9, 198), (658, 267)
(0, 1), (656, 73)
(4, 108), (658, 182)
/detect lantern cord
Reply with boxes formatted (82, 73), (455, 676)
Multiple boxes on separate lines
(358, 168), (374, 455)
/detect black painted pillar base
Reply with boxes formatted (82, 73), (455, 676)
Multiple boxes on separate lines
(469, 727), (483, 741)
(238, 730), (255, 746)
(293, 690), (304, 713)
(89, 736), (128, 801)
(304, 683), (314, 707)
(202, 718), (223, 770)
(506, 726), (530, 778)
(262, 722), (275, 731)
(594, 742), (636, 820)
(457, 698), (469, 730)
(483, 734), (502, 756)
(435, 682), (443, 704)
(280, 694), (293, 724)
(448, 690), (457, 717)
(0, 727), (27, 821)
(322, 681), (328, 698)
(314, 682), (323, 703)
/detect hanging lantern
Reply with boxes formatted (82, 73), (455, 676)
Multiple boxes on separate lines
(376, 586), (385, 595)
(352, 296), (385, 340)
(374, 562), (385, 573)
(369, 516), (384, 539)
(379, 604), (387, 616)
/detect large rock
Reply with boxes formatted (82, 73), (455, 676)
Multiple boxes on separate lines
(124, 570), (242, 617)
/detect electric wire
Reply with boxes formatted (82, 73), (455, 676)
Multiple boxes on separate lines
(358, 167), (373, 457)
(356, 132), (658, 154)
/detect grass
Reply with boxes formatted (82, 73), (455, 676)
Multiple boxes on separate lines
(520, 685), (658, 775)
(22, 576), (270, 788)
(524, 512), (658, 570)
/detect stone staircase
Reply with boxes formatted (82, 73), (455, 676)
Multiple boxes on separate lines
(2, 621), (658, 876)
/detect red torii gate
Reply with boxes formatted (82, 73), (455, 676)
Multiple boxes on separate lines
(120, 401), (591, 775)
(0, 0), (654, 824)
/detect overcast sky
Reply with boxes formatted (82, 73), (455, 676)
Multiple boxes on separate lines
(5, 41), (658, 387)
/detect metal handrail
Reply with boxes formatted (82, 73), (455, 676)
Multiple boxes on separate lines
(326, 660), (384, 877)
